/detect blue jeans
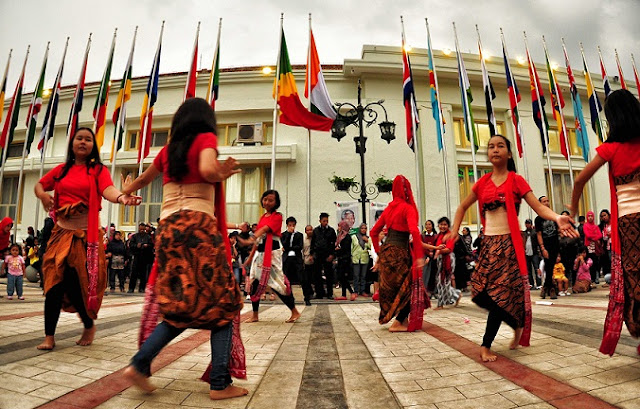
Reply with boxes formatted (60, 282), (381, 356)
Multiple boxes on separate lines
(232, 266), (241, 286)
(353, 263), (367, 294)
(131, 321), (233, 390)
(7, 274), (23, 297)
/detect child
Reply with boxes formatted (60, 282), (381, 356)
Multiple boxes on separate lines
(5, 244), (26, 300)
(553, 254), (570, 296)
(573, 247), (593, 293)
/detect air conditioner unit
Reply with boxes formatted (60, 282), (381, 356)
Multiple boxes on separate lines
(237, 123), (263, 144)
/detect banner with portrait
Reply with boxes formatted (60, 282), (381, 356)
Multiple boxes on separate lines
(335, 201), (360, 233)
(369, 201), (388, 227)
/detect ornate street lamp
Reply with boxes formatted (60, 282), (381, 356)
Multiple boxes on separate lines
(330, 79), (396, 224)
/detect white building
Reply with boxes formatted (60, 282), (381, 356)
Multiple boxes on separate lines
(0, 44), (617, 240)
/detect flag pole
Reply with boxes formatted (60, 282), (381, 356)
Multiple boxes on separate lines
(475, 24), (496, 134)
(14, 44), (41, 240)
(632, 53), (640, 100)
(581, 43), (607, 142)
(206, 18), (222, 105)
(35, 38), (68, 232)
(0, 45), (29, 203)
(0, 49), (12, 125)
(501, 28), (531, 219)
(614, 49), (626, 90)
(65, 33), (91, 159)
(543, 36), (574, 187)
(426, 18), (450, 219)
(306, 13), (312, 225)
(524, 32), (556, 207)
(454, 22), (480, 231)
(270, 13), (284, 190)
(107, 27), (137, 236)
(184, 21), (200, 101)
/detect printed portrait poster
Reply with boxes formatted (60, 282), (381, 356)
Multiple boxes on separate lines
(335, 201), (360, 233)
(369, 201), (388, 227)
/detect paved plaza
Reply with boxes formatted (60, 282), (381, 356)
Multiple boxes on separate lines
(2, 281), (640, 409)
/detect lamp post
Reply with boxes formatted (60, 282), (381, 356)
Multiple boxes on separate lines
(331, 79), (396, 224)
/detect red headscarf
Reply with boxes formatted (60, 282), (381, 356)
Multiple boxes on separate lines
(0, 217), (14, 250)
(583, 211), (602, 246)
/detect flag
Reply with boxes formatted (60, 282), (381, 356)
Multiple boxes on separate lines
(304, 28), (336, 120)
(563, 44), (590, 162)
(139, 25), (163, 162)
(93, 32), (116, 150)
(599, 51), (612, 97)
(0, 50), (11, 128)
(583, 52), (604, 143)
(184, 23), (199, 100)
(206, 22), (220, 111)
(39, 40), (67, 157)
(615, 50), (626, 90)
(457, 47), (479, 151)
(633, 54), (640, 100)
(427, 26), (444, 151)
(0, 48), (28, 164)
(478, 41), (496, 136)
(111, 29), (136, 162)
(25, 46), (48, 155)
(274, 29), (333, 131)
(526, 47), (550, 152)
(67, 36), (91, 142)
(402, 37), (420, 151)
(545, 49), (569, 159)
(502, 42), (523, 157)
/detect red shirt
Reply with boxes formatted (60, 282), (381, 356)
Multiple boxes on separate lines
(258, 212), (283, 238)
(39, 164), (113, 210)
(596, 140), (640, 177)
(370, 201), (422, 256)
(153, 132), (218, 185)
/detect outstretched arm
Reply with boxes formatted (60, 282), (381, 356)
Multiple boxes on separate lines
(524, 192), (578, 238)
(569, 154), (606, 217)
(447, 191), (477, 242)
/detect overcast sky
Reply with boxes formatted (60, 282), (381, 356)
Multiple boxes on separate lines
(0, 0), (639, 96)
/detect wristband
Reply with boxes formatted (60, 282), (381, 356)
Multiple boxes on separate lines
(116, 193), (125, 204)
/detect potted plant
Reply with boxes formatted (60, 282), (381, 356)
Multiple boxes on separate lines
(329, 175), (357, 191)
(374, 174), (393, 193)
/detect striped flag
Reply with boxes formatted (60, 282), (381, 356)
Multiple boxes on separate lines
(544, 47), (569, 159)
(139, 23), (163, 162)
(598, 48), (612, 97)
(563, 42), (590, 162)
(477, 34), (496, 136)
(0, 47), (28, 164)
(111, 28), (136, 162)
(25, 45), (48, 155)
(184, 22), (199, 101)
(526, 46), (550, 152)
(426, 22), (444, 151)
(633, 54), (640, 100)
(67, 35), (91, 142)
(615, 49), (626, 90)
(304, 28), (336, 120)
(39, 39), (68, 157)
(402, 35), (419, 151)
(93, 30), (116, 150)
(501, 39), (523, 157)
(206, 19), (221, 111)
(582, 49), (604, 143)
(457, 44), (479, 151)
(0, 50), (12, 128)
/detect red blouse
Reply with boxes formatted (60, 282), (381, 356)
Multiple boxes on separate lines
(472, 173), (532, 214)
(40, 164), (113, 210)
(370, 201), (422, 256)
(596, 140), (640, 177)
(153, 132), (218, 185)
(258, 212), (283, 238)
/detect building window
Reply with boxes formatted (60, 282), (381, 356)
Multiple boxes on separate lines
(546, 124), (583, 157)
(6, 143), (24, 159)
(453, 118), (505, 149)
(120, 170), (163, 225)
(225, 166), (270, 223)
(458, 165), (491, 226)
(216, 123), (273, 146)
(0, 177), (20, 221)
(127, 130), (169, 151)
(544, 170), (589, 216)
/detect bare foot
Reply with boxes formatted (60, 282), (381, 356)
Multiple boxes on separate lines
(510, 328), (524, 350)
(455, 293), (462, 307)
(76, 325), (96, 346)
(389, 319), (409, 332)
(434, 306), (444, 310)
(285, 308), (301, 323)
(36, 336), (55, 351)
(123, 366), (156, 393)
(245, 313), (259, 323)
(480, 346), (498, 362)
(209, 385), (249, 400)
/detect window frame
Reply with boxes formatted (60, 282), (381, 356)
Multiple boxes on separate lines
(457, 165), (492, 226)
(453, 118), (505, 150)
(0, 176), (23, 223)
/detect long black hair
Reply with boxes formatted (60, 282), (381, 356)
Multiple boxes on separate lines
(56, 127), (103, 181)
(261, 189), (281, 210)
(168, 98), (218, 181)
(488, 134), (517, 172)
(604, 89), (640, 143)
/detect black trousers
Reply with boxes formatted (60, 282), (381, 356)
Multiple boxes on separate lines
(250, 280), (295, 312)
(109, 268), (126, 291)
(543, 248), (559, 289)
(282, 256), (300, 285)
(44, 267), (93, 336)
(313, 256), (334, 298)
(337, 259), (354, 297)
(481, 305), (519, 349)
(396, 303), (411, 323)
(129, 257), (150, 292)
(301, 264), (314, 301)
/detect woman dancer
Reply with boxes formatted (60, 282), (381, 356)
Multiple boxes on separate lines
(421, 220), (438, 296)
(435, 217), (461, 309)
(245, 190), (301, 323)
(34, 128), (140, 350)
(121, 98), (247, 400)
(335, 220), (356, 301)
(447, 134), (575, 361)
(371, 175), (426, 332)
(570, 89), (640, 355)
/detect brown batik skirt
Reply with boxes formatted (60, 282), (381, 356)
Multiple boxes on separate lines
(378, 233), (412, 325)
(619, 212), (640, 338)
(471, 234), (524, 329)
(155, 210), (243, 329)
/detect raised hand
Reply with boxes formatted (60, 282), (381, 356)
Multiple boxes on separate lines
(218, 157), (242, 180)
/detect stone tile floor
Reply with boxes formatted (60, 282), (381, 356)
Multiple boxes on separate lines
(0, 281), (639, 408)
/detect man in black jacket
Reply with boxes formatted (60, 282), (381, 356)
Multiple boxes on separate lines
(522, 219), (542, 289)
(128, 223), (153, 293)
(311, 212), (337, 299)
(281, 216), (303, 286)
